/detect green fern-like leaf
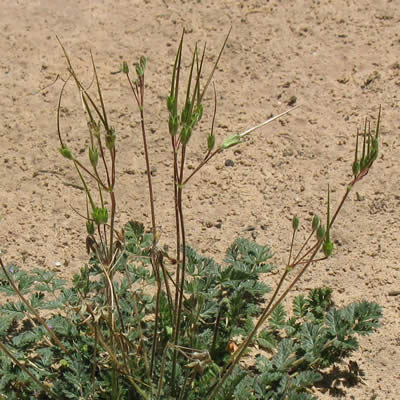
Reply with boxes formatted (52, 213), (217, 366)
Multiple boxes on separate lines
(0, 301), (27, 319)
(0, 314), (15, 337)
(269, 303), (287, 331)
(287, 392), (317, 400)
(292, 370), (322, 388)
(12, 329), (42, 348)
(306, 287), (333, 321)
(348, 301), (382, 335)
(0, 267), (35, 296)
(273, 339), (297, 372)
(299, 322), (327, 363)
(224, 238), (273, 274)
(257, 329), (277, 351)
(124, 220), (152, 257)
(293, 295), (308, 318)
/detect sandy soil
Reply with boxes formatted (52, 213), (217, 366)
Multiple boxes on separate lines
(0, 0), (399, 398)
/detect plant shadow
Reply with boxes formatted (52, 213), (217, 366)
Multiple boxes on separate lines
(316, 362), (365, 397)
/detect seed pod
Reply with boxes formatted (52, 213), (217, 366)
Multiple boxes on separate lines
(169, 115), (179, 136)
(180, 125), (192, 145)
(105, 127), (116, 150)
(181, 100), (192, 125)
(207, 133), (215, 151)
(139, 56), (147, 71)
(369, 137), (379, 162)
(369, 148), (378, 163)
(312, 215), (320, 231)
(227, 341), (238, 353)
(92, 207), (108, 225)
(323, 239), (334, 257)
(89, 121), (100, 138)
(316, 225), (325, 241)
(360, 156), (367, 171)
(167, 95), (177, 115)
(352, 160), (360, 177)
(121, 61), (129, 74)
(86, 220), (95, 235)
(135, 57), (146, 77)
(292, 216), (299, 231)
(89, 146), (99, 168)
(193, 103), (203, 123)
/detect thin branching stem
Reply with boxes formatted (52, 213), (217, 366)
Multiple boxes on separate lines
(90, 51), (109, 131)
(126, 75), (158, 248)
(172, 136), (181, 319)
(171, 181), (187, 393)
(156, 343), (170, 400)
(0, 341), (60, 399)
(287, 226), (297, 267)
(0, 259), (70, 355)
(150, 274), (162, 376)
(206, 241), (323, 399)
(132, 293), (151, 385)
(56, 74), (71, 148)
(207, 125), (381, 398)
(182, 148), (221, 186)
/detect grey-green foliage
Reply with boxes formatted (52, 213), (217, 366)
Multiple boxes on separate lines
(0, 227), (382, 399)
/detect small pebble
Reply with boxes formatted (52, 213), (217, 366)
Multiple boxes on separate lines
(287, 96), (297, 106)
(356, 192), (365, 201)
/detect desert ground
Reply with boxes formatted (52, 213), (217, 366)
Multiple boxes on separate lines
(0, 0), (399, 398)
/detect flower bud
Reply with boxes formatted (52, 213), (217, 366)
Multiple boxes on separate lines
(181, 100), (192, 125)
(180, 125), (192, 145)
(169, 114), (179, 136)
(89, 146), (99, 168)
(167, 95), (177, 114)
(92, 206), (108, 225)
(88, 120), (100, 138)
(105, 127), (116, 150)
(139, 56), (147, 71)
(312, 215), (320, 231)
(59, 146), (74, 160)
(86, 220), (95, 235)
(135, 56), (146, 77)
(360, 157), (367, 171)
(166, 326), (173, 337)
(193, 103), (203, 123)
(323, 239), (334, 257)
(371, 137), (379, 152)
(207, 134), (215, 151)
(369, 137), (379, 163)
(121, 61), (129, 74)
(316, 225), (325, 241)
(352, 160), (360, 177)
(369, 148), (378, 163)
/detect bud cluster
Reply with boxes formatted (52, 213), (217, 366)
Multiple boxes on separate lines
(353, 109), (381, 178)
(59, 145), (74, 160)
(105, 126), (116, 150)
(92, 206), (108, 225)
(135, 56), (147, 78)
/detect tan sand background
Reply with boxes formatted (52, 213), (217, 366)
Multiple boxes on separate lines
(0, 0), (399, 398)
